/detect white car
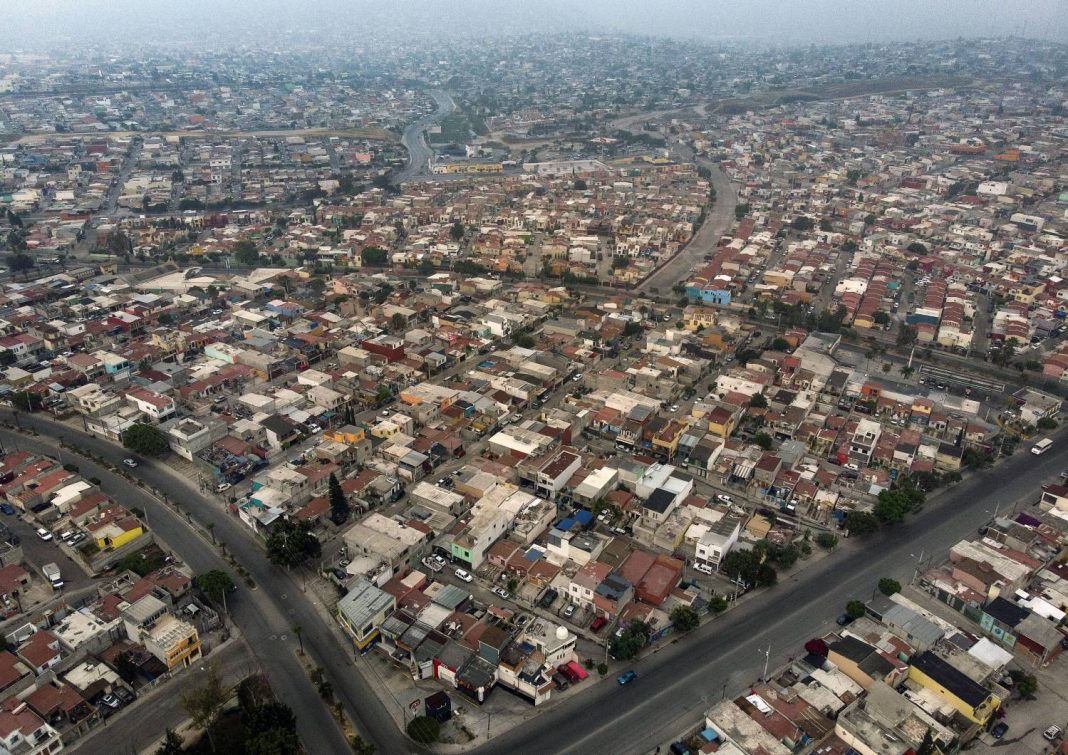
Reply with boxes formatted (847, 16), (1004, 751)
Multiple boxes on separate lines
(844, 462), (859, 471)
(669, 405), (680, 413)
(693, 562), (714, 575)
(454, 568), (473, 583)
(36, 528), (53, 542)
(215, 482), (232, 493)
(716, 494), (732, 504)
(122, 458), (138, 468)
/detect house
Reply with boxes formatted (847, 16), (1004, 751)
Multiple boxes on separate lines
(121, 595), (201, 670)
(0, 699), (63, 755)
(337, 579), (396, 652)
(907, 650), (1000, 726)
(695, 516), (742, 571)
(827, 635), (900, 691)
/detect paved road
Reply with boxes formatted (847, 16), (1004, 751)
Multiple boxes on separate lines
(639, 159), (737, 294)
(0, 417), (375, 755)
(474, 424), (1068, 755)
(70, 639), (255, 755)
(395, 90), (455, 184)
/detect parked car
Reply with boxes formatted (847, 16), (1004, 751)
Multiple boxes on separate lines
(215, 482), (231, 493)
(1043, 726), (1063, 742)
(617, 670), (638, 686)
(122, 458), (138, 468)
(492, 587), (510, 600)
(114, 688), (135, 704)
(590, 616), (608, 633)
(36, 528), (53, 542)
(715, 494), (732, 504)
(693, 562), (714, 575)
(454, 568), (473, 583)
(836, 613), (854, 626)
(562, 603), (576, 618)
(0, 504), (14, 515)
(551, 672), (570, 690)
(539, 589), (558, 608)
(990, 722), (1008, 739)
(101, 694), (120, 709)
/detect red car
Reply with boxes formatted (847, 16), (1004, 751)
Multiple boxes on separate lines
(590, 616), (609, 633)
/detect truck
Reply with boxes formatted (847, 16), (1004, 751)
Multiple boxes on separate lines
(42, 563), (63, 590)
(1033, 438), (1054, 455)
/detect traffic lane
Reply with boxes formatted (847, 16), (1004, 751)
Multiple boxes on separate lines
(26, 417), (415, 755)
(70, 639), (255, 755)
(0, 423), (353, 755)
(478, 429), (1068, 755)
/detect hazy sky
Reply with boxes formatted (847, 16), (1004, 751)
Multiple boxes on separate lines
(5, 0), (1067, 48)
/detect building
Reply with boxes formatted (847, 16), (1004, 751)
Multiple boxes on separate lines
(0, 699), (63, 755)
(121, 595), (201, 671)
(337, 579), (396, 652)
(695, 516), (742, 571)
(907, 651), (999, 726)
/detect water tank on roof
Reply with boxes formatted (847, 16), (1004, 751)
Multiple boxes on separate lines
(555, 626), (569, 641)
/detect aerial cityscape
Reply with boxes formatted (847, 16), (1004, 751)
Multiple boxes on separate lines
(0, 3), (1067, 754)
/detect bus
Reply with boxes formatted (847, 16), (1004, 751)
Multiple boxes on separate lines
(1032, 438), (1053, 455)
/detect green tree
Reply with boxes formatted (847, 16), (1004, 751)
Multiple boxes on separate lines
(791, 216), (815, 231)
(195, 570), (236, 605)
(246, 728), (301, 754)
(122, 423), (170, 457)
(449, 221), (465, 242)
(878, 578), (902, 596)
(232, 240), (259, 266)
(845, 510), (880, 536)
(328, 473), (350, 525)
(609, 620), (650, 660)
(771, 338), (791, 352)
(5, 253), (34, 279)
(265, 519), (321, 568)
(670, 605), (700, 632)
(907, 242), (928, 256)
(710, 596), (729, 613)
(815, 532), (839, 550)
(846, 600), (866, 619)
(622, 321), (642, 338)
(1037, 416), (1057, 430)
(754, 432), (773, 450)
(155, 728), (184, 755)
(406, 716), (441, 744)
(10, 391), (42, 413)
(390, 312), (407, 332)
(734, 203), (750, 220)
(115, 651), (140, 683)
(513, 333), (536, 349)
(179, 661), (228, 752)
(361, 247), (388, 266)
(1014, 671), (1038, 699)
(350, 735), (377, 755)
(573, 178), (588, 190)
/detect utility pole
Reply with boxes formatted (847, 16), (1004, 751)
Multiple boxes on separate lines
(758, 645), (771, 683)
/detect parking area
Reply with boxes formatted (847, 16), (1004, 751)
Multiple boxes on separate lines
(969, 661), (1068, 755)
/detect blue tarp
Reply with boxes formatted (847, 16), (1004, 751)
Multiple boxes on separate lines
(574, 510), (594, 525)
(556, 517), (576, 531)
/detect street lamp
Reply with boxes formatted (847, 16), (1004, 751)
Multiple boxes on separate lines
(758, 645), (771, 683)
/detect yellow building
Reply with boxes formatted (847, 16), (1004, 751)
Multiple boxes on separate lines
(326, 425), (367, 446)
(682, 305), (718, 331)
(88, 516), (144, 551)
(908, 652), (999, 725)
(145, 614), (202, 670)
(651, 419), (688, 459)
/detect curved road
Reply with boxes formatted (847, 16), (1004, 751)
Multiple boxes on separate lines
(639, 158), (737, 293)
(394, 90), (456, 184)
(0, 411), (416, 755)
